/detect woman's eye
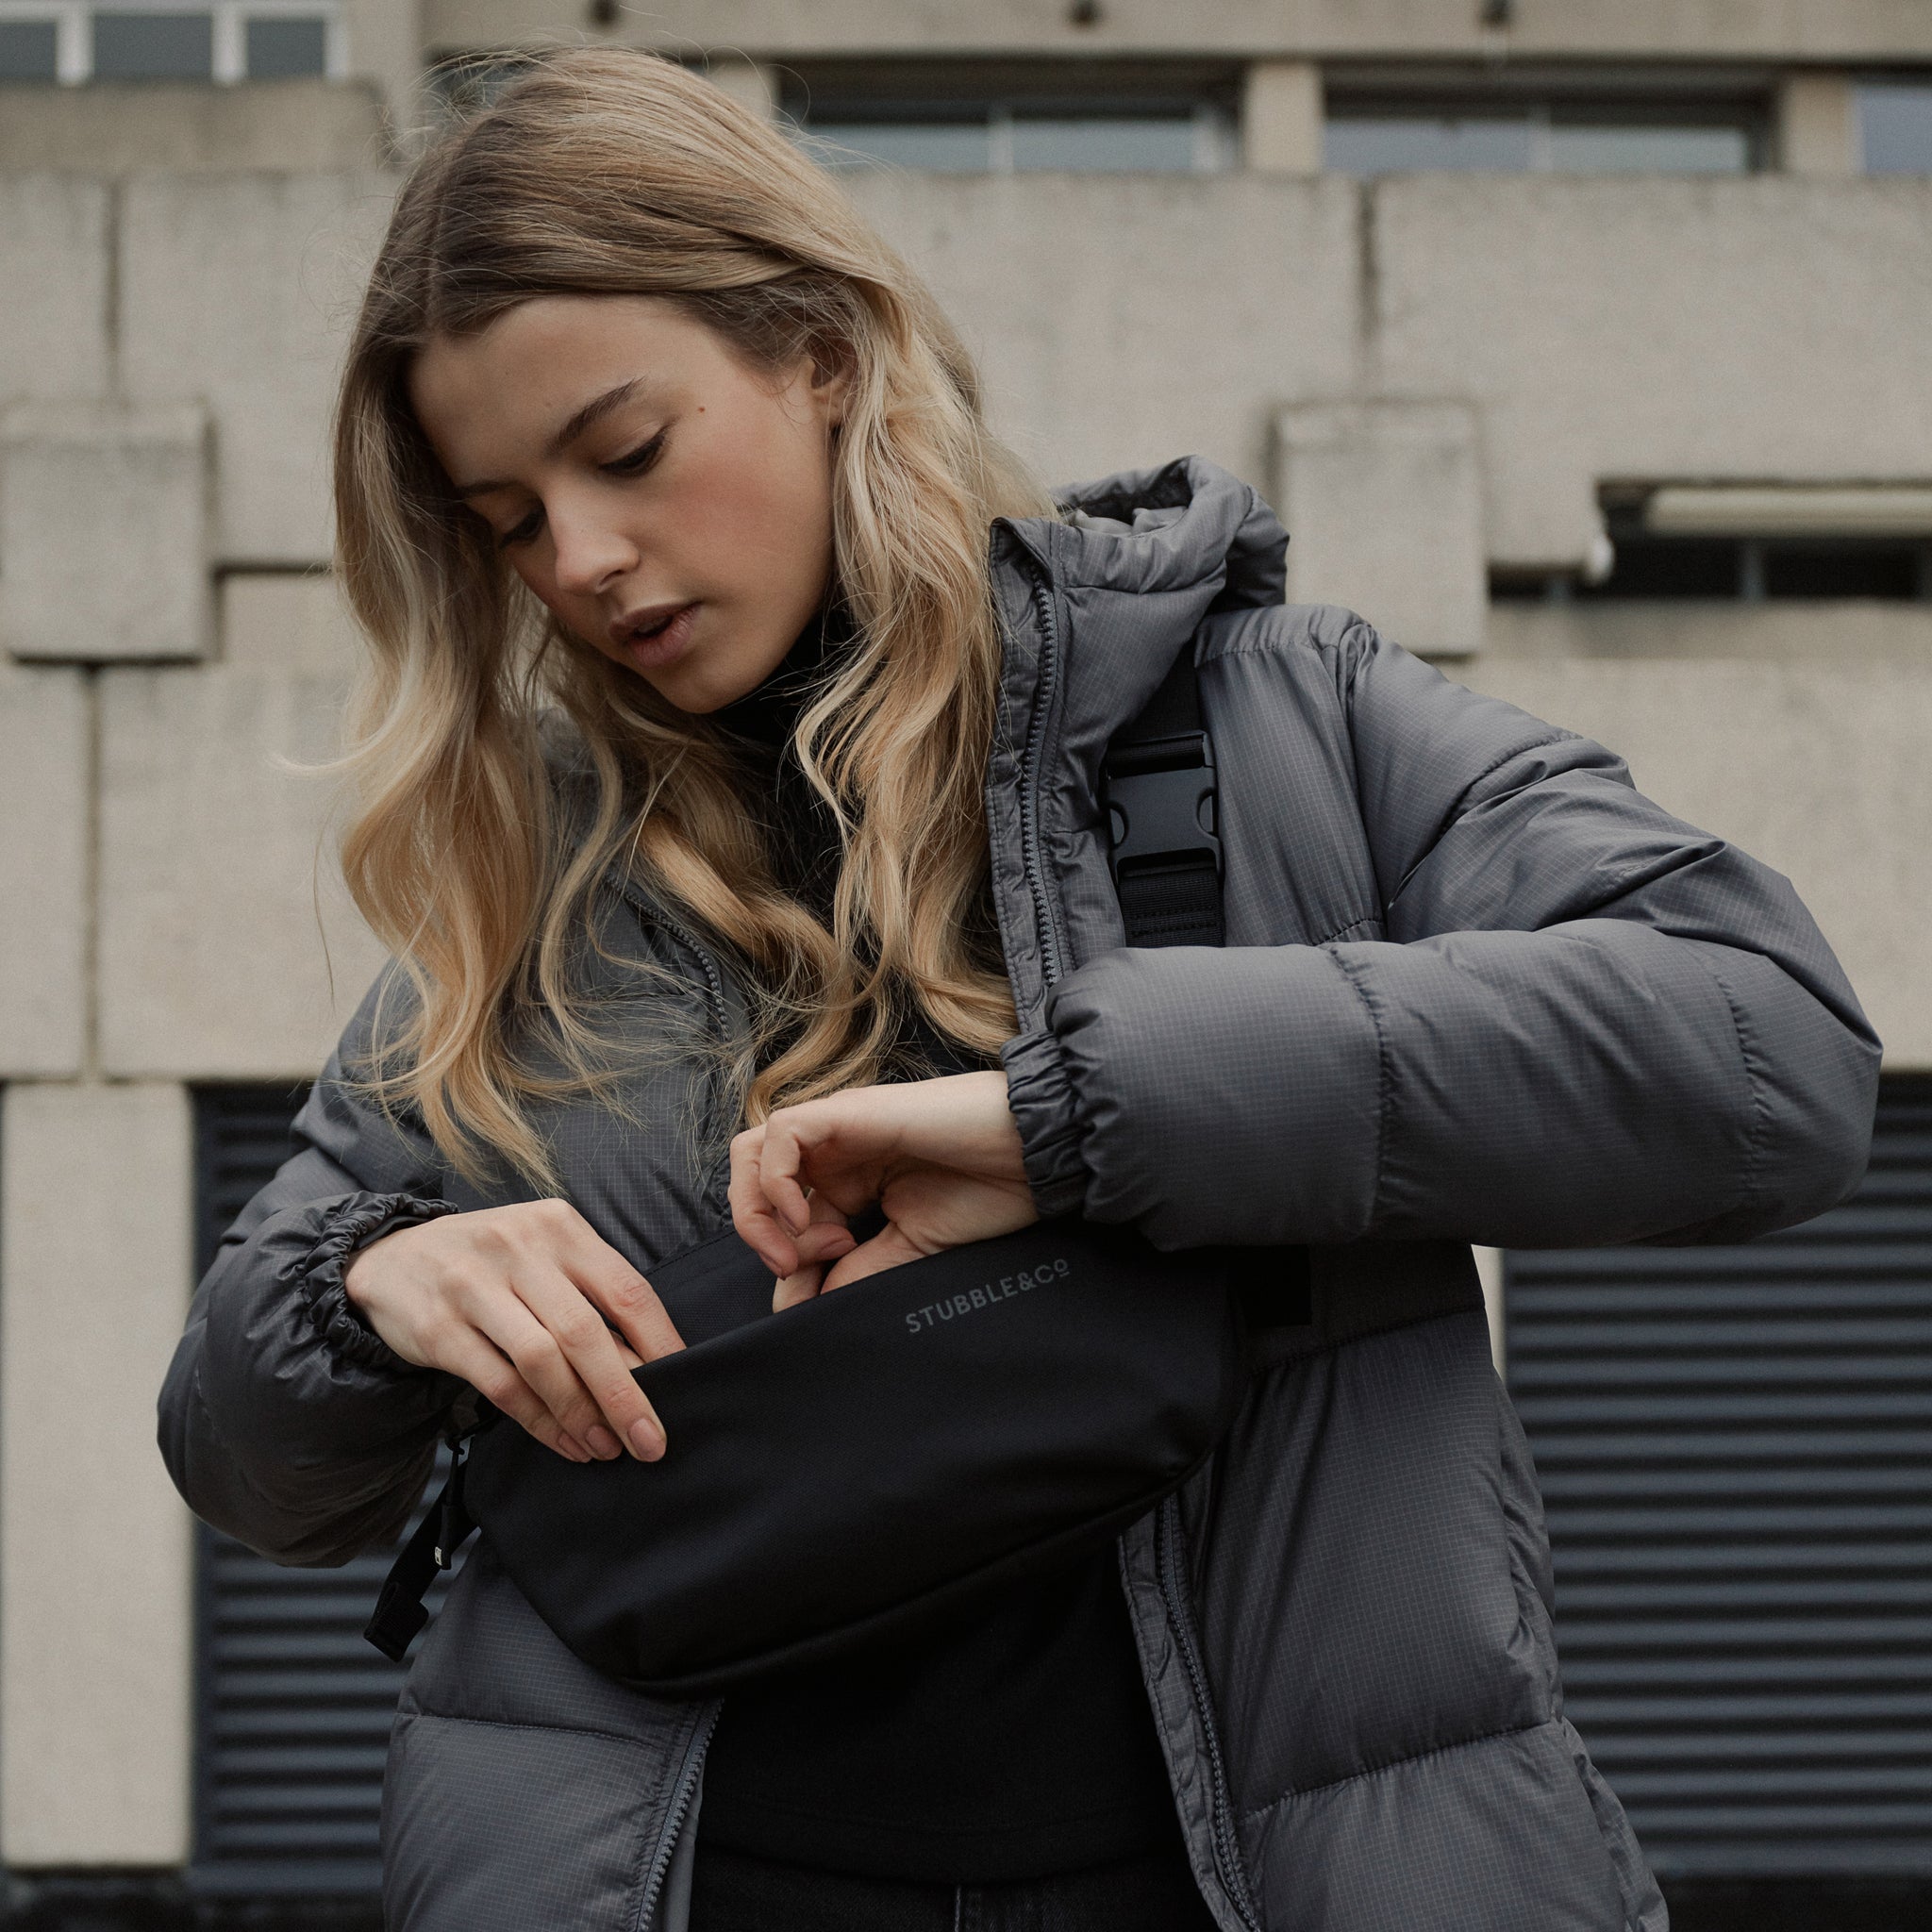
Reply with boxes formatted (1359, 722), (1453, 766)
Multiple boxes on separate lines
(606, 430), (667, 477)
(497, 507), (544, 550)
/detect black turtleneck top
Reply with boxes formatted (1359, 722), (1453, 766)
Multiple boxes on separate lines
(693, 614), (1181, 1882)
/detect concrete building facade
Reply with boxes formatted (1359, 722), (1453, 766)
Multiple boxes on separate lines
(0, 2), (1928, 1923)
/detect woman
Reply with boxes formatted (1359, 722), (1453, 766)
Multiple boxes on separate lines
(158, 47), (1879, 1932)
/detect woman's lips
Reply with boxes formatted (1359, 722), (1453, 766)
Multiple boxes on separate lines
(617, 602), (699, 672)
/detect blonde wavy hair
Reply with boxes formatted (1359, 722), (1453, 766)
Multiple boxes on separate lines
(333, 47), (1054, 1186)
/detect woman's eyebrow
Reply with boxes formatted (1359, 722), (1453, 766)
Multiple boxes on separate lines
(547, 377), (647, 456)
(450, 377), (653, 498)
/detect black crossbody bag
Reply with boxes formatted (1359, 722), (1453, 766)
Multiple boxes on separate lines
(367, 646), (1311, 1696)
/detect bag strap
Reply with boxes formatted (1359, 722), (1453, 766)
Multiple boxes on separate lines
(1102, 645), (1224, 948)
(365, 1432), (475, 1662)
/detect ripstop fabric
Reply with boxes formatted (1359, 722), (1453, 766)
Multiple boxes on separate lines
(158, 457), (1880, 1932)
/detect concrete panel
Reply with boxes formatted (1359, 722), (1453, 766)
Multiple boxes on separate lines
(120, 174), (399, 566)
(1780, 72), (1859, 176)
(1374, 177), (1932, 568)
(425, 1), (1932, 61)
(0, 1082), (193, 1866)
(98, 574), (384, 1078)
(0, 661), (86, 1077)
(1, 403), (210, 663)
(1457, 653), (1932, 1067)
(1276, 401), (1484, 657)
(1243, 61), (1323, 175)
(0, 175), (109, 409)
(0, 81), (387, 174)
(849, 172), (1358, 497)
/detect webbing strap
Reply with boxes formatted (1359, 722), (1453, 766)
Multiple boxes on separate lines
(364, 1435), (475, 1661)
(1103, 648), (1224, 949)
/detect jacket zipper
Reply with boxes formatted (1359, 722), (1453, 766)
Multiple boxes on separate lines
(632, 1701), (723, 1932)
(615, 904), (733, 1929)
(1017, 567), (1070, 990)
(1010, 547), (1257, 1928)
(653, 907), (733, 1049)
(1155, 1494), (1259, 1931)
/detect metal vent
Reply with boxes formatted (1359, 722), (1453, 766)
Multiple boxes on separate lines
(191, 1085), (444, 1896)
(1506, 1076), (1932, 1878)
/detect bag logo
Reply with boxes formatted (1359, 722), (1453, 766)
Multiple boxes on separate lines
(905, 1257), (1073, 1335)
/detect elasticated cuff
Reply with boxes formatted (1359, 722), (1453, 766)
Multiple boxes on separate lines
(296, 1192), (458, 1374)
(1000, 1028), (1091, 1220)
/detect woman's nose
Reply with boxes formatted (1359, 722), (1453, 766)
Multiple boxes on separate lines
(549, 508), (639, 598)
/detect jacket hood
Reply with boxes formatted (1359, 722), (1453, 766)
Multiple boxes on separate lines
(992, 455), (1289, 785)
(1047, 454), (1289, 615)
(981, 456), (1291, 1024)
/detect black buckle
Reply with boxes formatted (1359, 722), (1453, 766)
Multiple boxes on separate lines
(1104, 734), (1222, 882)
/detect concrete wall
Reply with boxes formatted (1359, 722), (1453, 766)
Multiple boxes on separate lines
(849, 170), (1358, 499)
(846, 173), (1932, 582)
(0, 143), (1928, 1863)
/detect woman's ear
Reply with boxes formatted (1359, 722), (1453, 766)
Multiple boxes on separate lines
(810, 345), (856, 428)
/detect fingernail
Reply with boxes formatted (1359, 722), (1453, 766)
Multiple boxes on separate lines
(562, 1438), (591, 1463)
(628, 1418), (664, 1461)
(586, 1425), (620, 1460)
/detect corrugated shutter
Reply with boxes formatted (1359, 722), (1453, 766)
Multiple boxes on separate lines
(190, 1084), (445, 1896)
(1506, 1075), (1932, 1879)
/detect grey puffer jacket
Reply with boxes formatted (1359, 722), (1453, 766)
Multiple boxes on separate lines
(159, 458), (1880, 1932)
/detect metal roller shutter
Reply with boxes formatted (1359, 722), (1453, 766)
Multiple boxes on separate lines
(189, 1085), (446, 1897)
(1506, 1075), (1932, 1879)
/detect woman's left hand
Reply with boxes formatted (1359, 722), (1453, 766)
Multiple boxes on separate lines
(729, 1070), (1039, 1307)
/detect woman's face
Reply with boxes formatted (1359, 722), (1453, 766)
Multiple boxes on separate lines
(408, 294), (846, 714)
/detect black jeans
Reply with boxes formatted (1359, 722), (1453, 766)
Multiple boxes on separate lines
(689, 1842), (1223, 1932)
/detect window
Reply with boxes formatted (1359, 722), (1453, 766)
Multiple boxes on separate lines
(92, 9), (212, 79)
(1492, 486), (1932, 604)
(1327, 105), (1757, 175)
(0, 1), (341, 83)
(1324, 69), (1766, 176)
(0, 14), (57, 76)
(1858, 80), (1932, 174)
(242, 10), (323, 79)
(802, 105), (1227, 175)
(784, 62), (1239, 175)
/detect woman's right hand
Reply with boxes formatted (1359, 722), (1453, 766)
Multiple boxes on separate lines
(343, 1200), (682, 1464)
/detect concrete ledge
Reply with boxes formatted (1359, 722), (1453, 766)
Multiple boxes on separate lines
(0, 81), (388, 175)
(1486, 600), (1932, 664)
(0, 1082), (193, 1866)
(424, 0), (1932, 60)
